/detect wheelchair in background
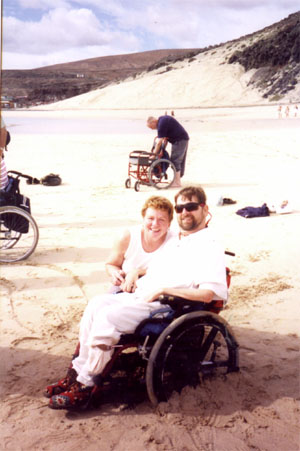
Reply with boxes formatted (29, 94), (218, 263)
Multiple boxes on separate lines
(125, 138), (176, 191)
(0, 171), (39, 263)
(90, 265), (239, 407)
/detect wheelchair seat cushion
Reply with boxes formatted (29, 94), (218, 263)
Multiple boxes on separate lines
(129, 156), (151, 166)
(137, 319), (171, 338)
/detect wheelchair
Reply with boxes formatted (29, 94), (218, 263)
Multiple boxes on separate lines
(125, 138), (176, 191)
(0, 171), (39, 263)
(90, 266), (239, 407)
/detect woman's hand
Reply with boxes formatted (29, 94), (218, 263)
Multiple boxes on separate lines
(121, 269), (140, 293)
(110, 268), (125, 286)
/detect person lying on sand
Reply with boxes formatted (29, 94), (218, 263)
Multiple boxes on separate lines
(44, 186), (228, 410)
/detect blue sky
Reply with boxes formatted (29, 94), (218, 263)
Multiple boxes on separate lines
(2, 0), (300, 69)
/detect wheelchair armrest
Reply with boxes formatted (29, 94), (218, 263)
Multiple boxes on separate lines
(159, 294), (182, 304)
(158, 294), (200, 310)
(158, 295), (224, 314)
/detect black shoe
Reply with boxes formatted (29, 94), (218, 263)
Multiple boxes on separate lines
(223, 198), (236, 205)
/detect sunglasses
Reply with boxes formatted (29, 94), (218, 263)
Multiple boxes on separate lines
(175, 202), (205, 213)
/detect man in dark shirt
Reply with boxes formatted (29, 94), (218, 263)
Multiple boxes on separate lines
(147, 115), (189, 187)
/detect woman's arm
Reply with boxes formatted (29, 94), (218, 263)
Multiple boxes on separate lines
(105, 230), (131, 286)
(105, 229), (147, 293)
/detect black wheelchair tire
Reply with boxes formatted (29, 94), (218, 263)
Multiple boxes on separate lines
(146, 311), (239, 405)
(0, 206), (39, 263)
(148, 159), (176, 190)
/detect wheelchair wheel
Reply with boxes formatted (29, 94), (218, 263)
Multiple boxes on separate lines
(0, 206), (39, 263)
(134, 181), (140, 192)
(146, 311), (239, 405)
(125, 178), (131, 189)
(148, 159), (176, 189)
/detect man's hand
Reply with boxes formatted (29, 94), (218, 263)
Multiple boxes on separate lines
(143, 288), (165, 303)
(151, 137), (164, 158)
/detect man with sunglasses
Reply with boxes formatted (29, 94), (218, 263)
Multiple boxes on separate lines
(47, 186), (227, 410)
(137, 185), (227, 303)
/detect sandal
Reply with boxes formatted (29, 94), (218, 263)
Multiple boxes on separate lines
(49, 381), (93, 410)
(43, 368), (77, 398)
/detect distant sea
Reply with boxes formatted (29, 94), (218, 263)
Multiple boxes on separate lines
(4, 109), (300, 135)
(4, 115), (148, 135)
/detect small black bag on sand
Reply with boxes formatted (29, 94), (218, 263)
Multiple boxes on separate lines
(41, 173), (62, 186)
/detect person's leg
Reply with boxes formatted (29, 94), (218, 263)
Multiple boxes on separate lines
(48, 294), (121, 408)
(106, 298), (161, 335)
(75, 295), (161, 380)
(170, 140), (188, 187)
(49, 293), (161, 408)
(179, 142), (188, 177)
(72, 293), (162, 383)
(72, 294), (124, 385)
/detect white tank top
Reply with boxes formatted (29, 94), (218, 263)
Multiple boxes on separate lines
(122, 225), (174, 274)
(0, 158), (8, 190)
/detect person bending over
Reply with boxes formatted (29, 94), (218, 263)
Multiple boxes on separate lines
(147, 115), (189, 188)
(45, 185), (227, 409)
(105, 195), (174, 293)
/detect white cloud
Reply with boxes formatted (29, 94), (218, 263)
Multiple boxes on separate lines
(5, 8), (109, 53)
(4, 6), (141, 67)
(2, 0), (299, 69)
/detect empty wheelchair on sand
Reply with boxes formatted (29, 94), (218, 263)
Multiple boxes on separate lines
(86, 264), (239, 408)
(125, 138), (176, 191)
(0, 171), (39, 263)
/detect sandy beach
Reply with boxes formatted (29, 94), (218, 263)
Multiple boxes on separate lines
(1, 105), (300, 451)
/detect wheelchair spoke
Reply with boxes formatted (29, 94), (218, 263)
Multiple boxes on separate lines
(198, 326), (219, 361)
(0, 207), (39, 262)
(146, 314), (239, 404)
(148, 159), (176, 189)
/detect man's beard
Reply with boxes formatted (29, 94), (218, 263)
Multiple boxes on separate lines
(178, 215), (200, 231)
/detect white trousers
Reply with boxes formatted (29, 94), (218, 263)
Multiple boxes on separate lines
(72, 293), (161, 386)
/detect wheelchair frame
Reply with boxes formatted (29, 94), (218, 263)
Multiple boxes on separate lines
(87, 268), (239, 408)
(125, 139), (176, 191)
(0, 171), (39, 263)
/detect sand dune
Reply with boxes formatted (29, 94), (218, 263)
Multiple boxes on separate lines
(39, 48), (263, 110)
(35, 31), (300, 112)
